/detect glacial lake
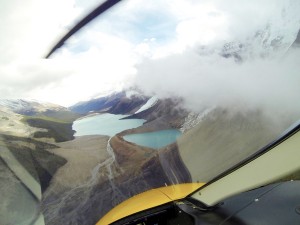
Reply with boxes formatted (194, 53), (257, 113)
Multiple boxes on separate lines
(73, 113), (182, 148)
(73, 113), (146, 136)
(123, 129), (182, 149)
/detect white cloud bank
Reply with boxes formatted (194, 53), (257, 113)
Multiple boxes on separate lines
(0, 0), (299, 109)
(0, 0), (138, 106)
(133, 49), (300, 115)
(130, 0), (300, 119)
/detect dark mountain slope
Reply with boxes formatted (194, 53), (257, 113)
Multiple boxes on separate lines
(108, 95), (148, 115)
(23, 116), (75, 142)
(69, 92), (125, 114)
(125, 98), (188, 128)
(69, 91), (149, 115)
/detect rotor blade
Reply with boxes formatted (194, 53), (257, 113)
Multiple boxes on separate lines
(45, 0), (123, 58)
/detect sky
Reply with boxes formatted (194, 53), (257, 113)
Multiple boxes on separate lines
(0, 0), (300, 111)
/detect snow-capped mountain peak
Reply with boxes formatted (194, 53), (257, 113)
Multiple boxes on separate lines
(0, 99), (66, 115)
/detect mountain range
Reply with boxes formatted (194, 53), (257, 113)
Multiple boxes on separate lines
(69, 91), (149, 115)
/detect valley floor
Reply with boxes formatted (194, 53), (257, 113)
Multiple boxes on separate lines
(46, 135), (110, 189)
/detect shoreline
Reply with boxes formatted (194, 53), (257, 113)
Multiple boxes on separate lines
(74, 112), (103, 121)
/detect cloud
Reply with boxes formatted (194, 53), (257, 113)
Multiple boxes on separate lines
(0, 0), (299, 108)
(0, 0), (81, 103)
(0, 0), (138, 106)
(0, 59), (73, 99)
(214, 0), (300, 42)
(133, 47), (300, 119)
(129, 0), (300, 122)
(0, 0), (81, 61)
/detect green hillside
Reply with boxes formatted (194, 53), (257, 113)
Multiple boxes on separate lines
(35, 109), (81, 123)
(23, 116), (75, 142)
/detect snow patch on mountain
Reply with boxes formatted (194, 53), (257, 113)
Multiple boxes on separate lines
(218, 1), (300, 61)
(135, 96), (158, 114)
(0, 99), (31, 112)
(0, 99), (66, 114)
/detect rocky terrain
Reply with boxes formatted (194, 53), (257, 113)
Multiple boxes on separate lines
(40, 132), (180, 225)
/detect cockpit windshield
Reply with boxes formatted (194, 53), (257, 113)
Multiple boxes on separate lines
(1, 1), (300, 225)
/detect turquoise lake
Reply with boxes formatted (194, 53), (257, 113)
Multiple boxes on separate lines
(73, 113), (181, 148)
(123, 129), (182, 149)
(73, 113), (146, 136)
